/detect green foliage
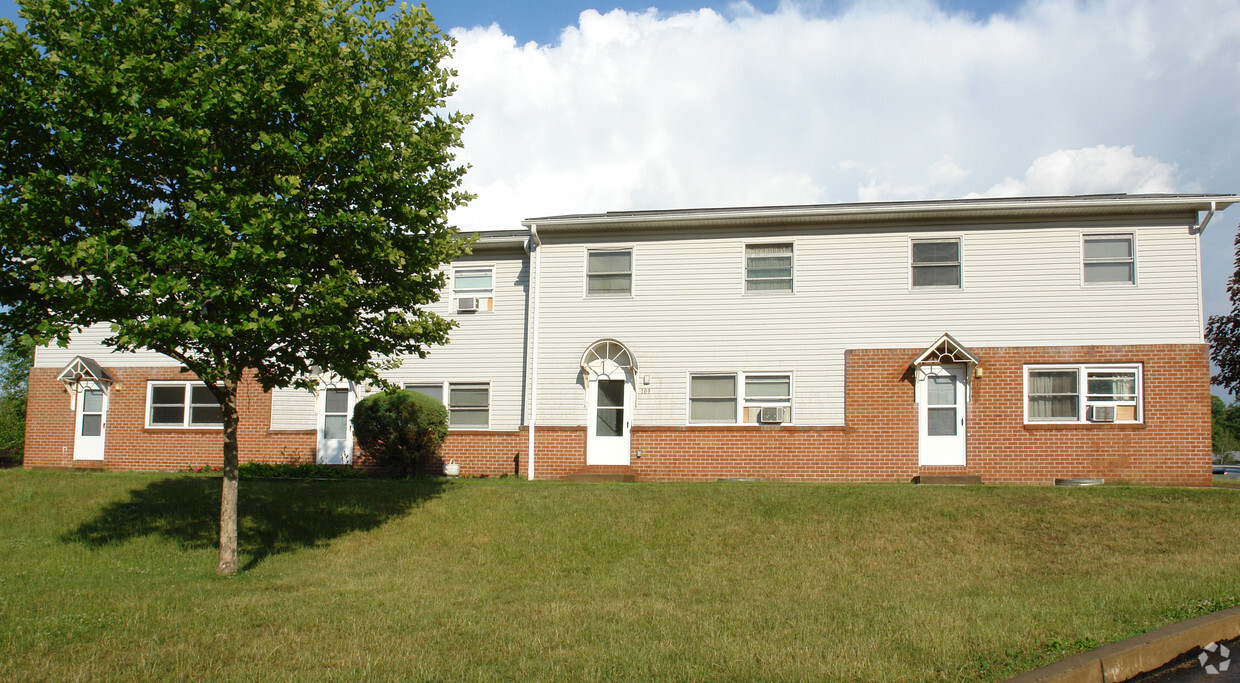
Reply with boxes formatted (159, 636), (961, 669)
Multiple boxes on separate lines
(238, 462), (368, 479)
(0, 0), (470, 391)
(1211, 395), (1240, 459)
(0, 334), (32, 461)
(1208, 228), (1240, 397)
(352, 389), (448, 475)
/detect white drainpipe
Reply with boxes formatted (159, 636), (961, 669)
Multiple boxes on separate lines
(525, 223), (542, 480)
(1194, 201), (1217, 344)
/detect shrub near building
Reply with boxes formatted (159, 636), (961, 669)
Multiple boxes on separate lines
(352, 390), (449, 476)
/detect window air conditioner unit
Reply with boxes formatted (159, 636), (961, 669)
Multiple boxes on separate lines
(1090, 405), (1116, 423)
(457, 297), (478, 312)
(758, 407), (786, 424)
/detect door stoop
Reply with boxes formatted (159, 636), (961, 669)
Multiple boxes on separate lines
(565, 466), (637, 483)
(914, 474), (983, 485)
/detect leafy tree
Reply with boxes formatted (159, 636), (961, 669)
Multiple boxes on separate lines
(1211, 396), (1240, 458)
(0, 0), (470, 574)
(0, 334), (33, 461)
(352, 389), (448, 476)
(1208, 227), (1240, 398)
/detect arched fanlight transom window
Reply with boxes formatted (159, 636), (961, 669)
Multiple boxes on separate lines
(580, 339), (637, 380)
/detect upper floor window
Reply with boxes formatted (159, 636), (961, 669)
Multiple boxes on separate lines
(745, 243), (793, 293)
(147, 382), (222, 428)
(911, 238), (961, 288)
(586, 249), (632, 296)
(1083, 234), (1135, 285)
(453, 267), (494, 313)
(1025, 364), (1141, 424)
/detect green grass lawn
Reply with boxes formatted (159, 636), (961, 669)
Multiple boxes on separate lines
(1, 470), (1238, 681)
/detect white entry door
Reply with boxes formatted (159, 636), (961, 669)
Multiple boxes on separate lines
(73, 387), (107, 461)
(317, 387), (353, 465)
(586, 373), (633, 466)
(919, 364), (966, 466)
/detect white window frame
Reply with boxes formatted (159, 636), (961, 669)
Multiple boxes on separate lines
(404, 381), (489, 429)
(743, 242), (795, 294)
(145, 381), (224, 429)
(452, 265), (495, 313)
(584, 246), (634, 298)
(447, 382), (490, 430)
(1023, 363), (1143, 424)
(1081, 232), (1137, 287)
(909, 236), (963, 289)
(687, 371), (794, 425)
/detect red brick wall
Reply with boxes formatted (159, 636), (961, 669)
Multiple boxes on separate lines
(529, 344), (1211, 486)
(24, 367), (317, 471)
(25, 344), (1212, 485)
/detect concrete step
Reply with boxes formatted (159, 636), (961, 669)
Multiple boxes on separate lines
(914, 474), (983, 485)
(565, 467), (636, 483)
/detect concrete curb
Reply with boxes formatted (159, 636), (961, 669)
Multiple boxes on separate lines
(1006, 606), (1240, 682)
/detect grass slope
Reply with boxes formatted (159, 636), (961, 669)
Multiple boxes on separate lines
(1, 470), (1238, 681)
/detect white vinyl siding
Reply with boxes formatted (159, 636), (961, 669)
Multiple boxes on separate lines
(1025, 364), (1142, 424)
(270, 387), (317, 430)
(532, 217), (1201, 428)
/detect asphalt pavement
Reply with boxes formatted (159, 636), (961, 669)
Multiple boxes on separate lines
(1127, 635), (1240, 682)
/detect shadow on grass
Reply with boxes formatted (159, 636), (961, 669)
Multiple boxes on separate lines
(64, 476), (448, 571)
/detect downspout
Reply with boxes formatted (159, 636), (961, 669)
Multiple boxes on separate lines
(525, 223), (542, 480)
(1194, 202), (1217, 344)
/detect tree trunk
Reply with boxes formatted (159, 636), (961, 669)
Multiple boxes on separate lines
(216, 379), (240, 576)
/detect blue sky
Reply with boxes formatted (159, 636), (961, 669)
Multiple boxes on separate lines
(0, 1), (1024, 44)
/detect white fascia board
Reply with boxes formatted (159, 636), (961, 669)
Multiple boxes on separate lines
(521, 195), (1240, 233)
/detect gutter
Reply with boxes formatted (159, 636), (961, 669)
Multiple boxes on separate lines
(525, 223), (541, 481)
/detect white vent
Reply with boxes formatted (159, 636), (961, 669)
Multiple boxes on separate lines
(758, 407), (786, 424)
(1090, 405), (1116, 423)
(457, 297), (478, 312)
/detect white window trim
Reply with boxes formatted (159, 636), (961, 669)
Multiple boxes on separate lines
(909, 235), (964, 290)
(406, 381), (490, 430)
(583, 245), (635, 298)
(743, 241), (796, 295)
(1023, 363), (1143, 424)
(1081, 231), (1137, 287)
(686, 371), (794, 425)
(145, 381), (223, 429)
(451, 264), (496, 313)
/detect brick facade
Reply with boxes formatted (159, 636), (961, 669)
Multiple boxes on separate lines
(25, 343), (1212, 485)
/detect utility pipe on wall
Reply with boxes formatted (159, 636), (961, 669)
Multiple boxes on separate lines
(525, 223), (541, 481)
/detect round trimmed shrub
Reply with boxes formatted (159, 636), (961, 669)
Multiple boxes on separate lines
(351, 389), (448, 476)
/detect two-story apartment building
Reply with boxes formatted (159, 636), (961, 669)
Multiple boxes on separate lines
(23, 193), (1237, 485)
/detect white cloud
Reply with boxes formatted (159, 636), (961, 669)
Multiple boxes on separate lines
(444, 0), (1240, 312)
(978, 145), (1179, 197)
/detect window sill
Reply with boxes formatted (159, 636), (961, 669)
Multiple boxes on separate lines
(1023, 422), (1145, 430)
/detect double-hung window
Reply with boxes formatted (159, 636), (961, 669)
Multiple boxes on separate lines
(404, 382), (489, 429)
(448, 383), (490, 429)
(586, 249), (632, 296)
(911, 238), (961, 288)
(1025, 364), (1141, 423)
(147, 382), (223, 428)
(453, 267), (494, 313)
(689, 372), (793, 424)
(1083, 234), (1135, 285)
(689, 374), (737, 423)
(745, 243), (793, 293)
